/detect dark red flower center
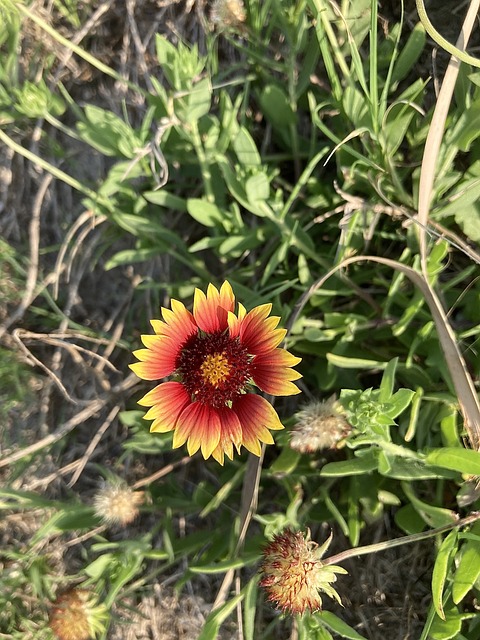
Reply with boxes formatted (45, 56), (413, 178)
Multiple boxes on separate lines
(176, 331), (252, 408)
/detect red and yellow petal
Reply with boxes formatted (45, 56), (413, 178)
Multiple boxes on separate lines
(217, 281), (236, 313)
(239, 304), (287, 355)
(130, 335), (180, 380)
(227, 302), (246, 339)
(252, 349), (302, 396)
(151, 299), (197, 343)
(193, 281), (235, 333)
(137, 381), (190, 433)
(232, 394), (284, 456)
(210, 407), (243, 465)
(173, 403), (221, 459)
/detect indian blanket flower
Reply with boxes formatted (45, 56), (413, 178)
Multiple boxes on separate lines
(130, 281), (301, 465)
(259, 528), (347, 615)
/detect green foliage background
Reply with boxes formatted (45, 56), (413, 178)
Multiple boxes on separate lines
(0, 0), (479, 638)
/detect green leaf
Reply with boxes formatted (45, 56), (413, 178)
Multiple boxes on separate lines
(435, 176), (480, 242)
(200, 466), (244, 517)
(385, 389), (415, 419)
(143, 190), (187, 212)
(452, 521), (480, 604)
(432, 530), (458, 620)
(105, 248), (160, 270)
(316, 611), (368, 639)
(428, 610), (463, 640)
(77, 105), (141, 158)
(85, 553), (114, 580)
(402, 483), (458, 528)
(382, 101), (417, 155)
(426, 447), (480, 475)
(326, 353), (386, 369)
(233, 127), (261, 166)
(186, 198), (224, 227)
(395, 503), (428, 534)
(450, 97), (480, 152)
(197, 593), (244, 640)
(378, 453), (447, 481)
(190, 554), (258, 574)
(243, 577), (258, 640)
(259, 84), (296, 127)
(390, 22), (426, 86)
(270, 446), (301, 475)
(378, 357), (398, 402)
(155, 34), (178, 86)
(320, 450), (378, 476)
(245, 172), (270, 203)
(184, 77), (211, 121)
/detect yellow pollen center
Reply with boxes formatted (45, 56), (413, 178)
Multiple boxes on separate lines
(200, 352), (231, 386)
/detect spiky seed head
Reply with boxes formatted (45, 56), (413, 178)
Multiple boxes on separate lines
(210, 0), (246, 29)
(49, 588), (107, 640)
(93, 481), (143, 526)
(259, 528), (347, 615)
(290, 397), (352, 453)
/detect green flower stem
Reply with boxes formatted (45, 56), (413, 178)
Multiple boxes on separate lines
(44, 112), (82, 141)
(415, 0), (480, 67)
(323, 511), (480, 567)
